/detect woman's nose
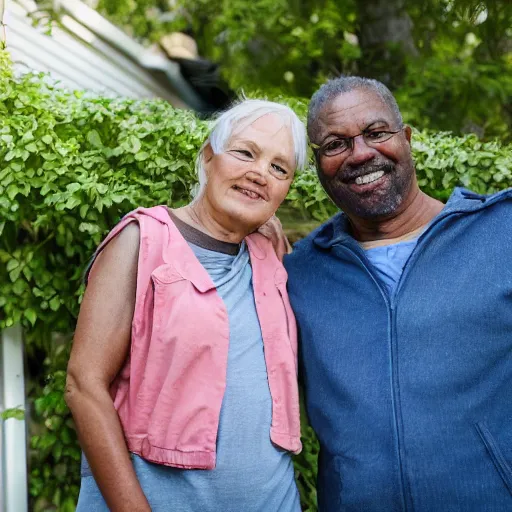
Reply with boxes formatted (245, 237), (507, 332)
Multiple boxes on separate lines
(246, 169), (268, 186)
(246, 160), (269, 185)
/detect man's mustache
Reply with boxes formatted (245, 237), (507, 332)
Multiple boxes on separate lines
(338, 162), (395, 183)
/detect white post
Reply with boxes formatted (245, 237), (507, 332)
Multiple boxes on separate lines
(0, 325), (28, 512)
(0, 0), (5, 47)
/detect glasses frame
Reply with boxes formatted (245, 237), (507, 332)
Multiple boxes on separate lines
(311, 127), (405, 158)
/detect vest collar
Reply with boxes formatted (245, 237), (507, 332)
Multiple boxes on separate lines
(132, 206), (269, 291)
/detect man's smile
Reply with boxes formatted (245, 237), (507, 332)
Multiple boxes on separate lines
(339, 162), (394, 183)
(354, 170), (385, 185)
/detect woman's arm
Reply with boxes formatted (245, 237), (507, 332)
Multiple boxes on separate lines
(65, 222), (151, 511)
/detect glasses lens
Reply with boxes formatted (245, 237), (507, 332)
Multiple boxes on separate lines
(323, 139), (349, 156)
(363, 131), (396, 145)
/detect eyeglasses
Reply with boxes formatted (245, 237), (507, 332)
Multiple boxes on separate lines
(311, 128), (404, 158)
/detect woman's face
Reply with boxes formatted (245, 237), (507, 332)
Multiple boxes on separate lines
(201, 113), (296, 232)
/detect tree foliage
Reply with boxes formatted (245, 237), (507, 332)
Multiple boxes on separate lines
(1, 50), (511, 510)
(93, 0), (512, 140)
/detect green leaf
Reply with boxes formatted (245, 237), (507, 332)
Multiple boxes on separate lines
(65, 196), (81, 209)
(1, 407), (25, 420)
(67, 183), (81, 194)
(80, 204), (89, 218)
(52, 443), (63, 461)
(135, 151), (149, 161)
(22, 265), (33, 280)
(49, 296), (61, 311)
(87, 130), (103, 148)
(6, 259), (19, 271)
(24, 308), (37, 325)
(9, 267), (20, 281)
(12, 278), (26, 295)
(128, 135), (141, 153)
(6, 184), (19, 200)
(62, 497), (77, 512)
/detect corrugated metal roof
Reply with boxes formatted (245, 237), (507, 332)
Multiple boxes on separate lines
(3, 0), (207, 110)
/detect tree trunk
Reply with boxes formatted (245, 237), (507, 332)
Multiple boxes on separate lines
(356, 0), (417, 88)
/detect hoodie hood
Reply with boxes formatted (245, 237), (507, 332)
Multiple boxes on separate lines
(309, 187), (512, 250)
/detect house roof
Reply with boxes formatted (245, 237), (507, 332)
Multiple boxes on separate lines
(4, 0), (208, 110)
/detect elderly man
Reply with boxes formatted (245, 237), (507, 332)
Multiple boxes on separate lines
(285, 76), (512, 511)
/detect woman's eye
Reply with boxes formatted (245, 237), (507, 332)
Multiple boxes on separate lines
(271, 164), (287, 175)
(233, 149), (252, 158)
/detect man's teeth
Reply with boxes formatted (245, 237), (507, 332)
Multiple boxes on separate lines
(355, 170), (385, 185)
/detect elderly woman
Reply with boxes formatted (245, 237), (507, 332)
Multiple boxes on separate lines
(65, 99), (307, 512)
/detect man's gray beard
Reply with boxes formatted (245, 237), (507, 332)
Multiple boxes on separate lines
(349, 191), (404, 219)
(321, 162), (415, 220)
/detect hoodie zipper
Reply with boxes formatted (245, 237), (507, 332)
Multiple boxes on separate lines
(347, 247), (410, 512)
(339, 205), (487, 512)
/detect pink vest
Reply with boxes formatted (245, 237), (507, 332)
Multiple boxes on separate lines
(91, 206), (301, 469)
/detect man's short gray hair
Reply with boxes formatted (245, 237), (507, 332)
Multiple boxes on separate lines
(194, 99), (307, 198)
(307, 76), (403, 142)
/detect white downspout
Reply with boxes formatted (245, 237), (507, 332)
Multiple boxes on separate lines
(0, 325), (28, 512)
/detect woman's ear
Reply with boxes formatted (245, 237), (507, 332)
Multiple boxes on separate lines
(201, 143), (214, 181)
(203, 143), (214, 164)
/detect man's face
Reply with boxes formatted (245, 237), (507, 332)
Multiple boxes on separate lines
(312, 89), (416, 220)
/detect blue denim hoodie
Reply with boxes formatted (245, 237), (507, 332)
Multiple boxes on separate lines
(285, 188), (512, 512)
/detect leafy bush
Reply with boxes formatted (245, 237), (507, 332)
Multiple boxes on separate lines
(1, 49), (511, 510)
(93, 0), (512, 140)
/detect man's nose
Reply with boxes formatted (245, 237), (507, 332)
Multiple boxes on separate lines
(348, 134), (377, 166)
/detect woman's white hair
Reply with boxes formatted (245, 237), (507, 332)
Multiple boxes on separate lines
(193, 99), (307, 199)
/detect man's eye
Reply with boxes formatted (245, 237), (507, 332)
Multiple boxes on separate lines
(366, 131), (387, 140)
(324, 139), (348, 152)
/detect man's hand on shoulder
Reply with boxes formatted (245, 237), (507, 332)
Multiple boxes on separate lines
(258, 215), (292, 262)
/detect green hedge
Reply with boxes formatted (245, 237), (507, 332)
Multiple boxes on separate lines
(1, 49), (511, 511)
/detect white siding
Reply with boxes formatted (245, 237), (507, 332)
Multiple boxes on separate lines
(3, 0), (204, 108)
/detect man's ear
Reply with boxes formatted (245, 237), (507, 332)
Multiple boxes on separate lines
(404, 125), (412, 143)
